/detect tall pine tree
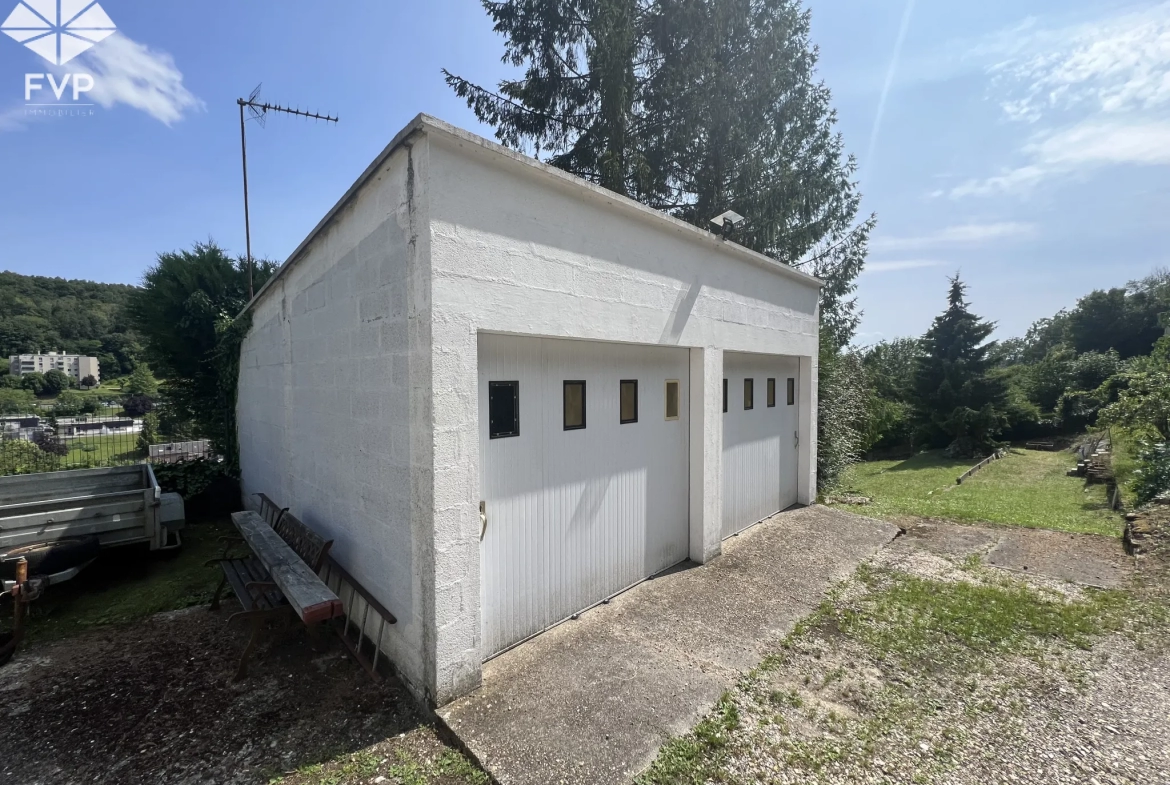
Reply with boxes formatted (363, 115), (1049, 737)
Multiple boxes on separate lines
(444, 0), (872, 346)
(913, 276), (1009, 456)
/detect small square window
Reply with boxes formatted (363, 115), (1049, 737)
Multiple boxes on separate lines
(744, 378), (754, 410)
(620, 380), (638, 424)
(723, 379), (728, 413)
(787, 377), (796, 406)
(665, 379), (680, 420)
(488, 381), (519, 439)
(564, 380), (586, 430)
(767, 378), (776, 407)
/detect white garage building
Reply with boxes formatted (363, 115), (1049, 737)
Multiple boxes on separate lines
(236, 114), (821, 706)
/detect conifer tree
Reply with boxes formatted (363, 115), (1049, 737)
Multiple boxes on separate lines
(444, 0), (872, 346)
(913, 276), (1009, 456)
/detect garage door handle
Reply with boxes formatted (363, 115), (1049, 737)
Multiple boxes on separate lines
(795, 431), (799, 448)
(480, 501), (487, 541)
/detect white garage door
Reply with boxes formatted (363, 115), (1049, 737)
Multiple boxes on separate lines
(722, 352), (800, 538)
(479, 334), (691, 657)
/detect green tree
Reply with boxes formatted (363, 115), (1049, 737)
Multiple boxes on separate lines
(124, 363), (159, 396)
(818, 338), (867, 489)
(42, 368), (71, 395)
(1026, 344), (1075, 412)
(0, 270), (142, 363)
(53, 390), (85, 416)
(0, 439), (60, 475)
(80, 374), (97, 388)
(446, 0), (872, 344)
(0, 388), (35, 415)
(138, 411), (160, 453)
(912, 276), (1009, 456)
(19, 371), (45, 395)
(860, 338), (921, 451)
(128, 242), (277, 473)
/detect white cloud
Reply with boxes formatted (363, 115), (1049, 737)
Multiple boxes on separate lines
(947, 4), (1170, 198)
(862, 260), (947, 274)
(950, 118), (1170, 196)
(870, 222), (1035, 252)
(57, 32), (202, 125)
(989, 3), (1170, 122)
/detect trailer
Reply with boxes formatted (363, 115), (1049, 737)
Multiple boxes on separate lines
(0, 465), (185, 559)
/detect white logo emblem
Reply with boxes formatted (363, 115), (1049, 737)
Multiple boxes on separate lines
(1, 0), (115, 66)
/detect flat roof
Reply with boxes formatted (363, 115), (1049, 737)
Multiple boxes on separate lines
(243, 114), (822, 315)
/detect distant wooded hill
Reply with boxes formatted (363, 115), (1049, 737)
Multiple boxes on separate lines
(0, 270), (142, 377)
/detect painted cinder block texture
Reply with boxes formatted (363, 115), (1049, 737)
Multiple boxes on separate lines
(237, 115), (821, 706)
(238, 140), (432, 697)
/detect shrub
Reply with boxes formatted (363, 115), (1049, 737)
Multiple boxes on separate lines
(31, 430), (68, 456)
(0, 438), (60, 474)
(819, 346), (868, 491)
(0, 388), (35, 415)
(1132, 441), (1170, 507)
(151, 457), (229, 498)
(122, 394), (155, 417)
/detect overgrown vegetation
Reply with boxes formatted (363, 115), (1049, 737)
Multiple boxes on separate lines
(128, 242), (276, 474)
(857, 269), (1170, 503)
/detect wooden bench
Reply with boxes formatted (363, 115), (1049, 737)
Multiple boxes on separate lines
(209, 502), (342, 679)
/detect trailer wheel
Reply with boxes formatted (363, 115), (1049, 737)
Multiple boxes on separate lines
(0, 537), (101, 580)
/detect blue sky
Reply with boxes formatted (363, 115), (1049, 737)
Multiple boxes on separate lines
(1, 0), (1167, 344)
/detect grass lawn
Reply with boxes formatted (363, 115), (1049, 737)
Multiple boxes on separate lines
(63, 432), (142, 467)
(832, 448), (1122, 537)
(13, 517), (232, 643)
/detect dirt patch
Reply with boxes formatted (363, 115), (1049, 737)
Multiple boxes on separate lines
(886, 516), (1134, 588)
(0, 604), (478, 785)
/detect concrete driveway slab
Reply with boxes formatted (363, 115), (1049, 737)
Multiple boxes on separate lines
(438, 506), (899, 785)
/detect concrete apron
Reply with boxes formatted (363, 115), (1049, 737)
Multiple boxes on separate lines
(438, 506), (900, 785)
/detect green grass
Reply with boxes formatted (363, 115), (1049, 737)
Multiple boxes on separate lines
(840, 565), (1137, 667)
(637, 692), (741, 785)
(14, 517), (231, 643)
(273, 744), (490, 785)
(63, 432), (142, 467)
(639, 563), (1168, 783)
(833, 448), (1122, 536)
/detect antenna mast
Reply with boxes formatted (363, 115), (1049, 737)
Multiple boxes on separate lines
(237, 84), (339, 299)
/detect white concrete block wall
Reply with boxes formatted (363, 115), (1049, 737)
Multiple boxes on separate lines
(237, 116), (822, 706)
(237, 140), (431, 697)
(424, 125), (821, 700)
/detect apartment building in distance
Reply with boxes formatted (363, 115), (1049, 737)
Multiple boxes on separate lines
(8, 351), (100, 384)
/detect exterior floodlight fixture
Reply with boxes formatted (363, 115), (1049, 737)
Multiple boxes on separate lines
(710, 210), (745, 239)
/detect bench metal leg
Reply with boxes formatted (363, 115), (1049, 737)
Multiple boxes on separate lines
(209, 574), (228, 611)
(235, 615), (264, 681)
(306, 621), (327, 653)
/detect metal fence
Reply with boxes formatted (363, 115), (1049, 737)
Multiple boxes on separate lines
(0, 414), (213, 476)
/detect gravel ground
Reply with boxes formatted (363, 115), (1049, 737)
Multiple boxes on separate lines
(653, 541), (1170, 785)
(0, 604), (483, 785)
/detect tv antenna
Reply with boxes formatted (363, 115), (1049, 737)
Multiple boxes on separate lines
(238, 84), (339, 298)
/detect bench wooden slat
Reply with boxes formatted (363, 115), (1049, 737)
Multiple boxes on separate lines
(236, 556), (283, 608)
(230, 511), (342, 625)
(222, 560), (269, 612)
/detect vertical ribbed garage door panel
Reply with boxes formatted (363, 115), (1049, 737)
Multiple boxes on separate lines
(480, 335), (689, 657)
(722, 353), (800, 539)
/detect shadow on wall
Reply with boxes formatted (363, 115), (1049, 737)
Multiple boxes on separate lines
(659, 279), (702, 345)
